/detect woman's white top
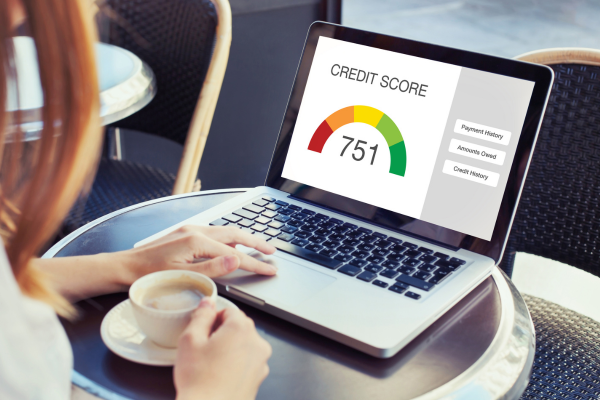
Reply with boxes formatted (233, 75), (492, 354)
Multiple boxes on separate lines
(0, 245), (72, 399)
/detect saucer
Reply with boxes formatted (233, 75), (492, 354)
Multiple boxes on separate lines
(101, 296), (238, 366)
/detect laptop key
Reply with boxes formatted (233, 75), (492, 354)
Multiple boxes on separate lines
(262, 210), (278, 218)
(429, 272), (452, 284)
(372, 232), (387, 239)
(288, 220), (304, 228)
(238, 219), (255, 228)
(337, 245), (354, 254)
(349, 258), (369, 268)
(347, 231), (364, 240)
(434, 259), (459, 270)
(305, 243), (323, 252)
(278, 208), (295, 216)
(288, 204), (302, 211)
(403, 242), (418, 250)
(388, 237), (402, 245)
(373, 249), (390, 257)
(404, 249), (422, 258)
(435, 268), (452, 276)
(389, 244), (406, 254)
(418, 247), (434, 255)
(365, 264), (384, 273)
(419, 263), (437, 272)
(323, 241), (339, 249)
(262, 196), (275, 202)
(302, 209), (316, 216)
(381, 260), (400, 269)
(450, 257), (467, 266)
(357, 243), (376, 252)
(405, 291), (421, 300)
(233, 209), (258, 220)
(398, 266), (415, 275)
(376, 240), (393, 249)
(291, 213), (308, 221)
(403, 258), (421, 267)
(329, 234), (345, 242)
(343, 222), (358, 230)
(301, 224), (318, 232)
(330, 218), (344, 225)
(281, 225), (298, 234)
(291, 238), (309, 247)
(389, 284), (407, 294)
(434, 252), (449, 260)
(268, 221), (285, 229)
(251, 224), (268, 233)
(366, 255), (385, 264)
(210, 218), (229, 226)
(294, 231), (311, 239)
(275, 200), (289, 206)
(357, 271), (376, 282)
(372, 280), (389, 288)
(338, 264), (362, 276)
(271, 238), (342, 270)
(254, 216), (272, 225)
(265, 203), (282, 211)
(352, 250), (369, 259)
(334, 254), (353, 262)
(420, 254), (437, 264)
(413, 271), (431, 280)
(277, 233), (295, 242)
(396, 275), (434, 291)
(380, 269), (399, 279)
(315, 213), (328, 220)
(244, 204), (265, 214)
(361, 235), (379, 244)
(264, 229), (281, 237)
(308, 236), (326, 244)
(344, 238), (361, 247)
(319, 249), (338, 258)
(274, 215), (291, 223)
(387, 253), (405, 263)
(358, 227), (372, 234)
(253, 199), (269, 207)
(223, 214), (243, 223)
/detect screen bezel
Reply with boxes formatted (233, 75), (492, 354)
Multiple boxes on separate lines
(265, 22), (554, 264)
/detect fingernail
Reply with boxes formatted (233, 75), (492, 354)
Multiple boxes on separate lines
(224, 255), (238, 272)
(267, 244), (277, 253)
(270, 264), (278, 273)
(199, 297), (215, 308)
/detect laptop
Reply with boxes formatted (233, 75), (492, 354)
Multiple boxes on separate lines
(137, 22), (554, 358)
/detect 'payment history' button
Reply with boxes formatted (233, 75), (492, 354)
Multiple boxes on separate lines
(454, 119), (511, 146)
(442, 160), (500, 187)
(448, 138), (506, 165)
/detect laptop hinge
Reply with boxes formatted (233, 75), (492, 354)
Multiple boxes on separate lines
(287, 194), (460, 252)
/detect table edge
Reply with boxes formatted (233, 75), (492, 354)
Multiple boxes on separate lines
(43, 188), (250, 259)
(48, 189), (534, 400)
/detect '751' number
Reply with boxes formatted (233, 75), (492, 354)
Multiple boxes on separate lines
(340, 136), (378, 165)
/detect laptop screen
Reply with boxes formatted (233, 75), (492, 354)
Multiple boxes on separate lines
(266, 23), (553, 261)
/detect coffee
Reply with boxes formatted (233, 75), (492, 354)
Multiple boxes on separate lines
(140, 276), (211, 311)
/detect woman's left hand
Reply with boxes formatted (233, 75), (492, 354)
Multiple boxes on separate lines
(118, 225), (278, 285)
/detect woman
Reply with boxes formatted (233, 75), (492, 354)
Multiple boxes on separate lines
(0, 0), (275, 399)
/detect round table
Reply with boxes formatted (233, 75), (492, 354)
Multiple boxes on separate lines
(43, 189), (535, 400)
(6, 36), (156, 141)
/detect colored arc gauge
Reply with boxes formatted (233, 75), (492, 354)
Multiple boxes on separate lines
(307, 105), (407, 176)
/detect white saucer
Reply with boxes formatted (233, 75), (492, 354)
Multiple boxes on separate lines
(101, 297), (238, 366)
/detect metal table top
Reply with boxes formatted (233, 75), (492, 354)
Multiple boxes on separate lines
(44, 189), (535, 400)
(6, 36), (156, 141)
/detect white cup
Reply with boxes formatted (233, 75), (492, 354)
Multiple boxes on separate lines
(129, 270), (217, 348)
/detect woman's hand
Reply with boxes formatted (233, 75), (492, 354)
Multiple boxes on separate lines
(36, 225), (277, 302)
(121, 225), (278, 285)
(174, 298), (272, 400)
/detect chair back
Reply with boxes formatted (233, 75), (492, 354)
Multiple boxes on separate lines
(500, 49), (600, 278)
(102, 0), (217, 145)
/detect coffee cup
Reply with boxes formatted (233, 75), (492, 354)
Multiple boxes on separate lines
(129, 270), (217, 348)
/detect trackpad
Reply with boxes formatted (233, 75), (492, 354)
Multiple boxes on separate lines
(216, 251), (336, 307)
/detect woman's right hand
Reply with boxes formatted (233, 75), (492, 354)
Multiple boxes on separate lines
(174, 298), (272, 400)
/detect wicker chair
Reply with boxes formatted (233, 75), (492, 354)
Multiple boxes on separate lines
(61, 0), (231, 235)
(500, 48), (600, 400)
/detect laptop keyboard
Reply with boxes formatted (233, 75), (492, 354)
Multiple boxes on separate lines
(211, 196), (467, 300)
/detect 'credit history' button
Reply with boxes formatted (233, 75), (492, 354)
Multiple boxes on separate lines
(454, 119), (511, 146)
(442, 160), (500, 187)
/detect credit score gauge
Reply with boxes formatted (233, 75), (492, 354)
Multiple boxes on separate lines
(307, 106), (407, 176)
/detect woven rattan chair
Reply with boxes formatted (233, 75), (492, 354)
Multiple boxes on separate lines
(61, 0), (231, 235)
(500, 48), (600, 400)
